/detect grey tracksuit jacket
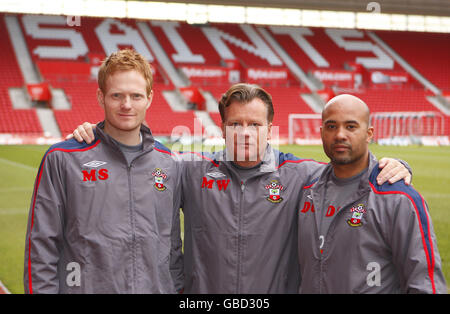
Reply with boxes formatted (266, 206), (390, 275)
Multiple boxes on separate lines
(180, 145), (325, 293)
(298, 152), (447, 294)
(24, 122), (183, 294)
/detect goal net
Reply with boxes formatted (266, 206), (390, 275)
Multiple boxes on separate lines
(371, 111), (448, 145)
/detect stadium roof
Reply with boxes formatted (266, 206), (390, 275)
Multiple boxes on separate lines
(161, 0), (450, 17)
(2, 0), (449, 32)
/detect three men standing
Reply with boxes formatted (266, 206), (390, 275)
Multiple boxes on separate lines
(25, 48), (435, 294)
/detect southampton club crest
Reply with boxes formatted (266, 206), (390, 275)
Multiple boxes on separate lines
(152, 168), (167, 191)
(347, 203), (366, 227)
(265, 180), (284, 203)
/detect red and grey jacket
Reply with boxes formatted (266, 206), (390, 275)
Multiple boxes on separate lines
(179, 145), (325, 293)
(298, 152), (447, 294)
(24, 122), (183, 294)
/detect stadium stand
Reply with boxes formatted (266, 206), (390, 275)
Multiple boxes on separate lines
(151, 21), (223, 67)
(376, 30), (450, 91)
(0, 15), (42, 135)
(265, 86), (315, 136)
(1, 12), (449, 142)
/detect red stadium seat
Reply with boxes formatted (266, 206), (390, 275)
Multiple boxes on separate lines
(0, 15), (42, 135)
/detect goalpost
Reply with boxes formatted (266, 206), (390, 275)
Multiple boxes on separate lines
(288, 114), (322, 145)
(288, 111), (448, 145)
(371, 111), (448, 145)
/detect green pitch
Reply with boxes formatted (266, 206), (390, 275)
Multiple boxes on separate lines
(0, 144), (449, 294)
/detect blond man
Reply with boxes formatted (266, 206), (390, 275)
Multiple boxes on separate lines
(24, 49), (183, 294)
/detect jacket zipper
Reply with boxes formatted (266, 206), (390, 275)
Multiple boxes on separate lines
(310, 193), (324, 294)
(316, 192), (369, 294)
(221, 162), (272, 294)
(113, 136), (152, 294)
(236, 180), (245, 294)
(127, 164), (137, 294)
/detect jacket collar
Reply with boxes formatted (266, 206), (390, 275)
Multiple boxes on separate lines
(94, 121), (155, 153)
(313, 151), (379, 194)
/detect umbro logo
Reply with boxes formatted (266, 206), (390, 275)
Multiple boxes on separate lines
(206, 171), (226, 179)
(83, 160), (107, 168)
(82, 161), (108, 182)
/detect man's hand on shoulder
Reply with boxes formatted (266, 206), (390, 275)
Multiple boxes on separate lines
(65, 122), (96, 144)
(377, 157), (412, 186)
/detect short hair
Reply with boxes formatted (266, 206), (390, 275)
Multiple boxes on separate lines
(218, 83), (274, 123)
(97, 49), (153, 96)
